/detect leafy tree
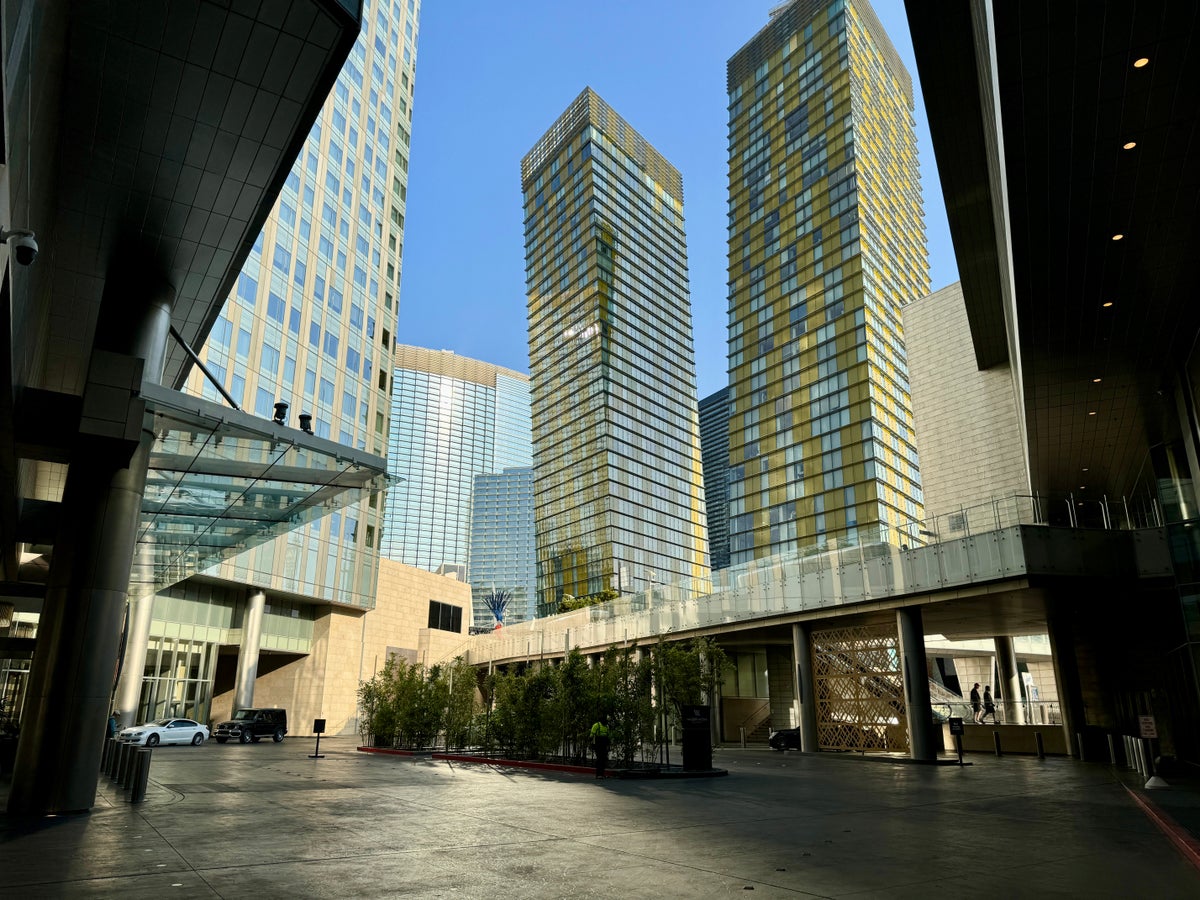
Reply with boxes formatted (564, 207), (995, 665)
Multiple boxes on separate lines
(554, 649), (599, 763)
(560, 588), (621, 613)
(653, 637), (729, 725)
(443, 657), (479, 749)
(597, 645), (655, 766)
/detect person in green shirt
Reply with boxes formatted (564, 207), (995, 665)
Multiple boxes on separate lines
(590, 716), (610, 779)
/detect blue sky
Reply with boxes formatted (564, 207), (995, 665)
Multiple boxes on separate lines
(398, 0), (957, 399)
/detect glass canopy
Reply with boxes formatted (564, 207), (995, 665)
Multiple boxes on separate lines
(130, 383), (391, 597)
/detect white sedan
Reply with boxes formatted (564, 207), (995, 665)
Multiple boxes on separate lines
(118, 718), (209, 746)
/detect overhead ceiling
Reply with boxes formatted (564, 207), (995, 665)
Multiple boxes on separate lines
(40, 0), (361, 397)
(907, 0), (1200, 502)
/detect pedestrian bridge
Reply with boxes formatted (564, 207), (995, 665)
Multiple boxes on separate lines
(462, 497), (1172, 668)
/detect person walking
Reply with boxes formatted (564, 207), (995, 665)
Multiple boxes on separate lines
(982, 686), (997, 724)
(107, 710), (119, 739)
(590, 715), (610, 779)
(970, 683), (983, 724)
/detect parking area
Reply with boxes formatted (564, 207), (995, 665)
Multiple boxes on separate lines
(2, 737), (1199, 897)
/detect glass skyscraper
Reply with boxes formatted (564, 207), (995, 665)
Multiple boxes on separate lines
(522, 88), (710, 615)
(185, 0), (421, 607)
(382, 346), (532, 589)
(699, 387), (732, 570)
(725, 0), (927, 564)
(468, 467), (537, 627)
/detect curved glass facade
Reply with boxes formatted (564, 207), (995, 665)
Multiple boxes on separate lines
(381, 347), (533, 594)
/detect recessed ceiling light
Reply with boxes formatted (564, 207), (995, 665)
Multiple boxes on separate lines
(1080, 485), (1086, 490)
(1123, 141), (1137, 150)
(1134, 57), (1150, 68)
(1082, 467), (1089, 472)
(1088, 411), (1097, 416)
(1102, 301), (1114, 308)
(1092, 377), (1102, 383)
(1112, 233), (1124, 241)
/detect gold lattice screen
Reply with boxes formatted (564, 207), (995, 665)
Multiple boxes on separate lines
(811, 623), (909, 752)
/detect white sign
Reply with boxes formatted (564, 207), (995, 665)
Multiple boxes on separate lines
(1138, 715), (1158, 739)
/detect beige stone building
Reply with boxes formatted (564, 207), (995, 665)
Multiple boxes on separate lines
(210, 560), (470, 737)
(904, 281), (1030, 518)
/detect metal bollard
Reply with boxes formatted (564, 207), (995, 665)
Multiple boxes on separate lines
(1124, 736), (1131, 769)
(1142, 739), (1155, 777)
(1076, 732), (1086, 762)
(112, 742), (129, 782)
(104, 739), (119, 777)
(1107, 734), (1117, 766)
(100, 737), (112, 772)
(1134, 738), (1146, 777)
(129, 749), (152, 803)
(118, 742), (136, 787)
(1034, 731), (1045, 760)
(739, 727), (746, 749)
(993, 731), (1003, 757)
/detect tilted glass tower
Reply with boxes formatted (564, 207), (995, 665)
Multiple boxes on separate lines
(185, 0), (422, 605)
(699, 387), (732, 571)
(522, 88), (710, 616)
(725, 0), (928, 564)
(381, 345), (532, 580)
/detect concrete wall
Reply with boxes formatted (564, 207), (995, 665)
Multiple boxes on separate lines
(904, 282), (1029, 517)
(212, 560), (472, 737)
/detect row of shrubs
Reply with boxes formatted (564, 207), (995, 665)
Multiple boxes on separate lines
(357, 637), (728, 768)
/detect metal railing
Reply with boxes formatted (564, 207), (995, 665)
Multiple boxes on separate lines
(933, 699), (1062, 726)
(460, 491), (1163, 667)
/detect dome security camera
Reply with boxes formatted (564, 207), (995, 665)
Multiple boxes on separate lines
(0, 227), (37, 266)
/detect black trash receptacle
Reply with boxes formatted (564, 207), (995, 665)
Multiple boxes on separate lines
(681, 704), (712, 771)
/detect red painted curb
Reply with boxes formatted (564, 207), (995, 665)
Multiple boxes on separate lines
(432, 753), (596, 775)
(1123, 784), (1200, 873)
(357, 746), (418, 756)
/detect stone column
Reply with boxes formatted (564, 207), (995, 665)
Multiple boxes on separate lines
(232, 591), (267, 711)
(791, 622), (819, 752)
(897, 606), (937, 761)
(994, 635), (1025, 725)
(8, 278), (173, 815)
(114, 582), (156, 728)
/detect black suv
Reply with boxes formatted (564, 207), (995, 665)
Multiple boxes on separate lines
(214, 708), (288, 744)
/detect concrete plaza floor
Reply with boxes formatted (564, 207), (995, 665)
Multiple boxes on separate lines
(1, 737), (1199, 898)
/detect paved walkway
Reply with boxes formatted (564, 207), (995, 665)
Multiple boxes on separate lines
(2, 738), (1199, 897)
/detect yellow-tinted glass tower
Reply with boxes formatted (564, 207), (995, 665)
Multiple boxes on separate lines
(725, 0), (928, 564)
(522, 88), (709, 615)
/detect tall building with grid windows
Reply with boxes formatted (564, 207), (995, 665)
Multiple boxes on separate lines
(184, 1), (422, 607)
(724, 0), (928, 565)
(699, 387), (732, 570)
(88, 1), (426, 730)
(381, 346), (532, 591)
(522, 88), (710, 616)
(468, 467), (537, 628)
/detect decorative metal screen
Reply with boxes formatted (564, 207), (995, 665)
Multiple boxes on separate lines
(811, 624), (908, 752)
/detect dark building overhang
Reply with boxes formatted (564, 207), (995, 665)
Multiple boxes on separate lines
(48, 0), (363, 393)
(905, 0), (1200, 499)
(0, 0), (363, 582)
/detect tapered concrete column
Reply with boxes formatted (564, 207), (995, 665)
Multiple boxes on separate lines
(232, 591), (267, 711)
(1046, 602), (1086, 757)
(897, 606), (937, 761)
(8, 277), (173, 815)
(791, 622), (818, 752)
(113, 590), (156, 727)
(994, 635), (1025, 725)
